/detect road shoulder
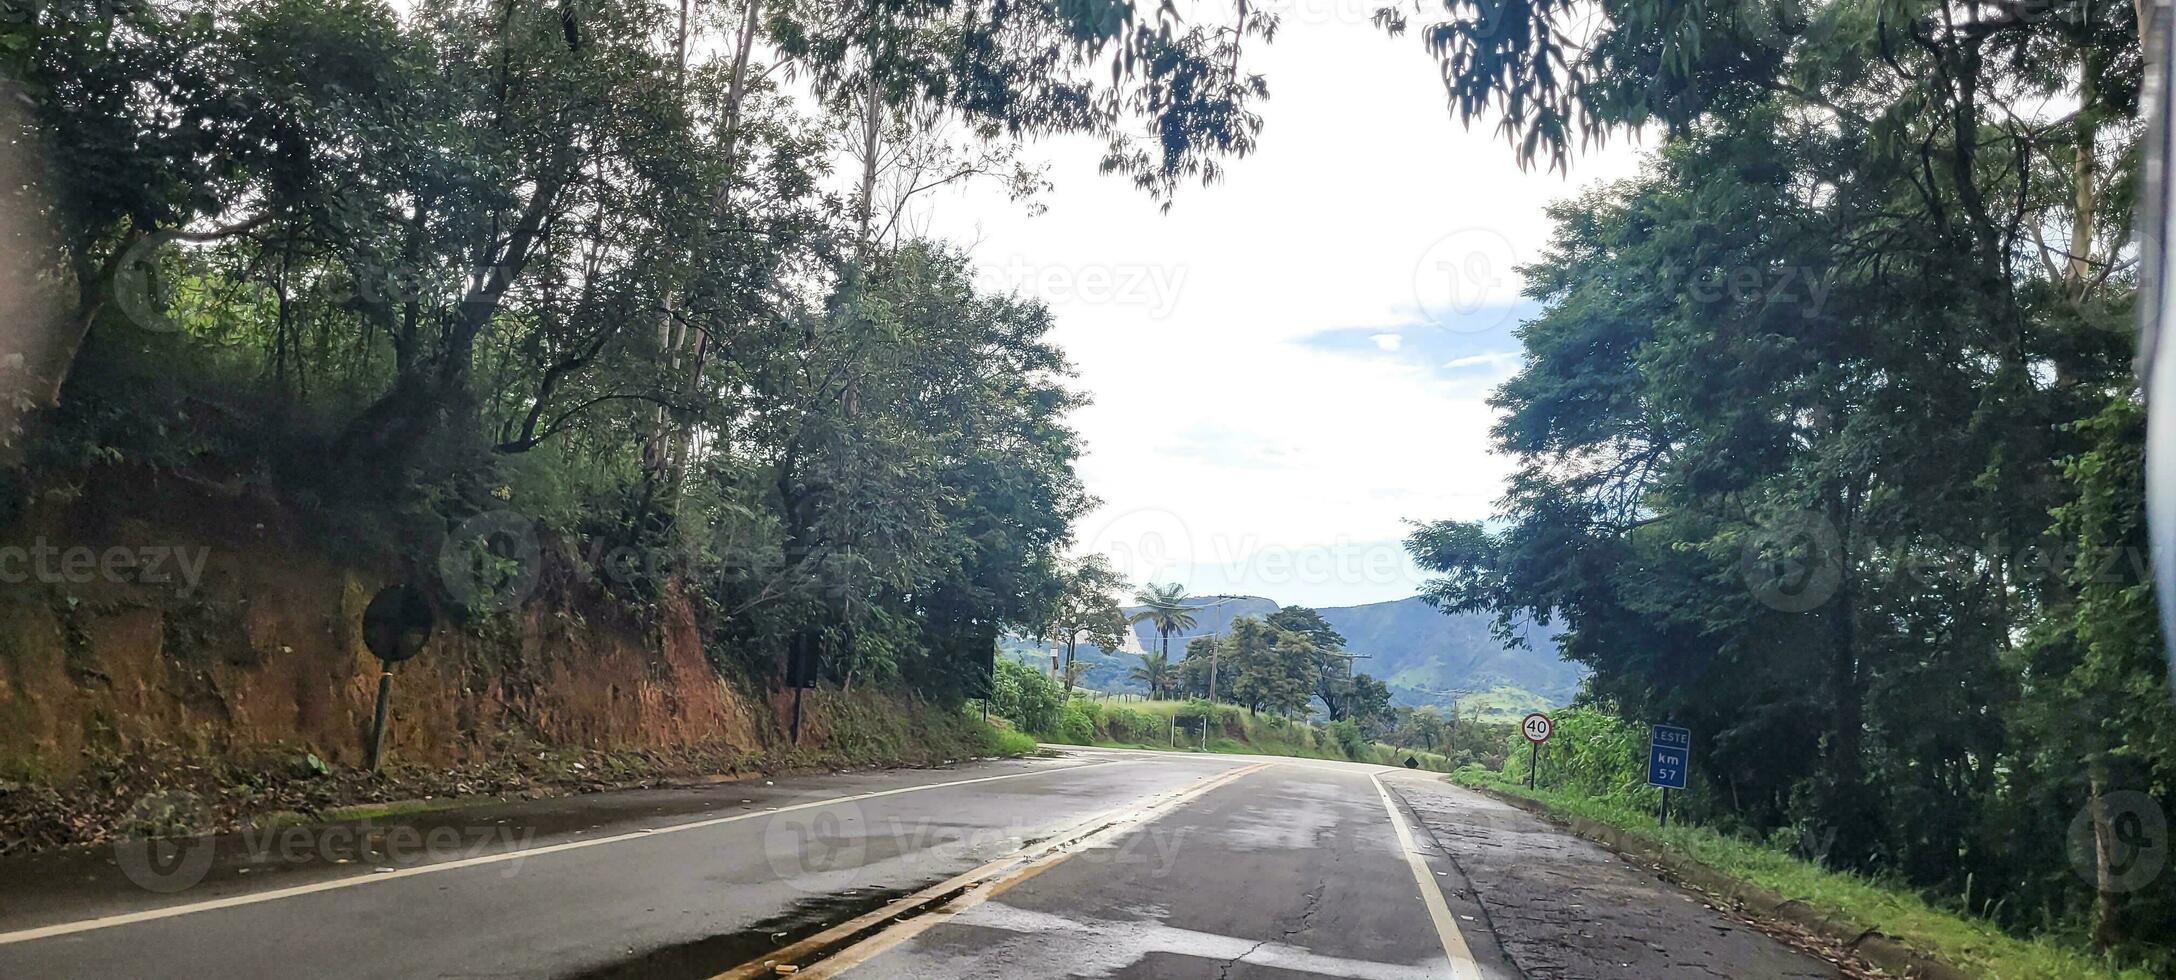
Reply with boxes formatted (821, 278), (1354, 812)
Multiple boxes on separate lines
(1381, 773), (1854, 980)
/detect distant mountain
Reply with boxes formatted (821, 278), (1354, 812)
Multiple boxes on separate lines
(1011, 593), (1583, 711)
(1315, 597), (1581, 707)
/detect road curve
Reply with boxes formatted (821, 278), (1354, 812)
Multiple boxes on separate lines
(0, 746), (1843, 979)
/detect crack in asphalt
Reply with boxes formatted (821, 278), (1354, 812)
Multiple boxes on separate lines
(1213, 857), (1331, 978)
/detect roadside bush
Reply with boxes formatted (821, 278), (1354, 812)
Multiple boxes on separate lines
(1103, 707), (1159, 744)
(1054, 703), (1096, 744)
(1328, 720), (1368, 760)
(1499, 708), (1653, 805)
(990, 659), (1063, 737)
(1181, 699), (1245, 735)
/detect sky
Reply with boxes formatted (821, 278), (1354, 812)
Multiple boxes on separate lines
(910, 5), (1645, 608)
(372, 0), (1647, 608)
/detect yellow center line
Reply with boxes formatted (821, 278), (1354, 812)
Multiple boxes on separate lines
(0, 760), (1126, 947)
(753, 761), (1276, 980)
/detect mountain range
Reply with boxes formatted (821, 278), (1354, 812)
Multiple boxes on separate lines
(1015, 594), (1584, 715)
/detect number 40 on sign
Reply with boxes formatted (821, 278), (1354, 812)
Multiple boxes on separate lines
(1521, 713), (1552, 788)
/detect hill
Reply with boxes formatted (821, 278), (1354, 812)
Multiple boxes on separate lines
(1315, 597), (1581, 706)
(1012, 593), (1583, 713)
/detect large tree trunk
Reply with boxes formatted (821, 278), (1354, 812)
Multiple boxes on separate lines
(652, 0), (765, 491)
(2088, 766), (2123, 951)
(855, 66), (884, 247)
(2068, 66), (2098, 296)
(1817, 479), (1873, 864)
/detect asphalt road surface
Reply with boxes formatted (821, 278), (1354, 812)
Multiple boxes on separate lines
(0, 746), (1844, 979)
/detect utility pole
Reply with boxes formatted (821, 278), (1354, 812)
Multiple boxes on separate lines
(1206, 632), (1220, 703)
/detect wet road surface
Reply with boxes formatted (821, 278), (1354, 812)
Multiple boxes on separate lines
(0, 747), (1843, 978)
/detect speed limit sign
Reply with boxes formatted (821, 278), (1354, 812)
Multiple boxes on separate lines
(1521, 713), (1553, 744)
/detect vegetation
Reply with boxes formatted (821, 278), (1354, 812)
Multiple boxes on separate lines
(1126, 649), (1177, 700)
(1040, 556), (1129, 697)
(1396, 0), (2174, 966)
(1167, 608), (1396, 732)
(988, 659), (1508, 770)
(1457, 762), (2151, 980)
(0, 0), (1289, 718)
(1128, 582), (1198, 693)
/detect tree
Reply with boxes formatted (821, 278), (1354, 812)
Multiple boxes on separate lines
(1129, 650), (1177, 700)
(1402, 0), (2174, 950)
(1397, 708), (1449, 753)
(1130, 582), (1198, 670)
(1266, 605), (1345, 651)
(1223, 617), (1315, 718)
(1345, 674), (1393, 736)
(1043, 556), (1129, 696)
(1177, 634), (1221, 700)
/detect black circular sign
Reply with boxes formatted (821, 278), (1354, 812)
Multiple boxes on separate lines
(362, 584), (434, 664)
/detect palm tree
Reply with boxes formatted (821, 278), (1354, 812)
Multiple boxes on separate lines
(1130, 583), (1197, 676)
(1129, 650), (1176, 700)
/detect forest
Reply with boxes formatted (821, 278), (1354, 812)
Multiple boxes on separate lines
(5, 0), (2172, 969)
(2, 0), (1281, 704)
(1397, 0), (2176, 966)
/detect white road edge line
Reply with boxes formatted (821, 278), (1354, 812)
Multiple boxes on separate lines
(1370, 772), (1483, 980)
(0, 760), (1126, 947)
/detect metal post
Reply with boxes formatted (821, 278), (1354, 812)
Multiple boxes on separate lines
(366, 671), (393, 771)
(791, 686), (805, 745)
(1526, 741), (1538, 789)
(1659, 787), (1671, 828)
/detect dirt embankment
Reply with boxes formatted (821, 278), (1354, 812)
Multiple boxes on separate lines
(0, 471), (975, 854)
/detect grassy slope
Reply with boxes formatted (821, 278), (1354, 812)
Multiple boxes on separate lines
(1056, 697), (1461, 771)
(1451, 769), (2155, 980)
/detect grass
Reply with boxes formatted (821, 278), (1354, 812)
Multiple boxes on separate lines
(319, 798), (481, 823)
(1054, 696), (1459, 770)
(1452, 768), (2156, 980)
(979, 723), (1041, 758)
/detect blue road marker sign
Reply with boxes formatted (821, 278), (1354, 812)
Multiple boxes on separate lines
(1647, 724), (1691, 790)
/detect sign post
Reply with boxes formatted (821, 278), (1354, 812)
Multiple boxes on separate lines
(360, 585), (433, 771)
(1521, 712), (1553, 789)
(1646, 724), (1691, 827)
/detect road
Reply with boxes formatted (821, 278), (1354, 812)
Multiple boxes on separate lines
(0, 747), (1844, 979)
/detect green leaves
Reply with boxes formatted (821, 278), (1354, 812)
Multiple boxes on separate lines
(1406, 0), (2168, 949)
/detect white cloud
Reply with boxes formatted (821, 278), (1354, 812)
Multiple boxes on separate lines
(1443, 351), (1523, 371)
(898, 12), (1646, 605)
